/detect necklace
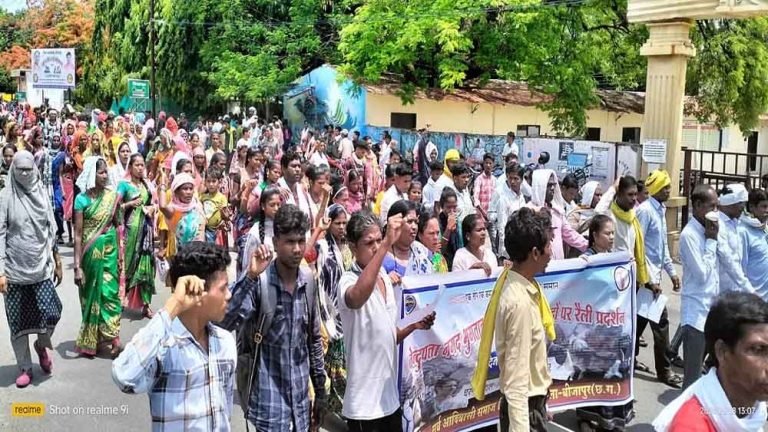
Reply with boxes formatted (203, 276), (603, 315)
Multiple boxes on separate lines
(392, 244), (411, 262)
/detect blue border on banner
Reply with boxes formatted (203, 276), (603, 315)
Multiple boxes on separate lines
(400, 260), (630, 296)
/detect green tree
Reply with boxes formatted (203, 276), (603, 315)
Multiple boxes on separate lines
(687, 18), (768, 133)
(201, 0), (345, 103)
(0, 67), (14, 93)
(89, 0), (347, 111)
(338, 0), (768, 136)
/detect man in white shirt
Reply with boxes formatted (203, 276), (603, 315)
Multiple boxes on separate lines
(653, 292), (768, 431)
(277, 150), (315, 226)
(488, 162), (526, 260)
(446, 162), (475, 225)
(237, 127), (250, 150)
(379, 163), (412, 223)
(339, 129), (354, 161)
(421, 160), (445, 216)
(308, 140), (330, 168)
(679, 184), (719, 389)
(501, 132), (519, 158)
(379, 131), (395, 170)
(339, 211), (434, 431)
(596, 176), (684, 385)
(717, 184), (755, 294)
(636, 170), (682, 388)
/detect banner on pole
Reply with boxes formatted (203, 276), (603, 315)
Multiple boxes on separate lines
(31, 48), (76, 90)
(398, 252), (636, 432)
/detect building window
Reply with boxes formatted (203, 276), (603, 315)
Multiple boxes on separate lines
(517, 125), (540, 138)
(390, 113), (417, 129)
(622, 127), (641, 144)
(586, 127), (601, 141)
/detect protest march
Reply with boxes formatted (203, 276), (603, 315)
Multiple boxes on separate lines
(1, 96), (768, 432)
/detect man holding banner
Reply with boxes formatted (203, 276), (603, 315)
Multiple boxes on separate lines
(473, 207), (554, 432)
(339, 210), (435, 432)
(595, 175), (679, 383)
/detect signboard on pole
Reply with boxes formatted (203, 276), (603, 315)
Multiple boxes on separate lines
(128, 79), (150, 99)
(30, 48), (76, 90)
(127, 79), (151, 112)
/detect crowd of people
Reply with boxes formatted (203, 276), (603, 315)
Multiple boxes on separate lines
(0, 99), (766, 432)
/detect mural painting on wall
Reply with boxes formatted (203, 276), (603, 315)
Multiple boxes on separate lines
(283, 65), (365, 141)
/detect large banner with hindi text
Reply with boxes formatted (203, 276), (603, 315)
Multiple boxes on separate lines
(398, 252), (636, 432)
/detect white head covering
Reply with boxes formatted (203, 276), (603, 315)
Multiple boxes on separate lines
(77, 156), (110, 191)
(171, 151), (192, 176)
(426, 141), (438, 162)
(719, 183), (748, 206)
(171, 172), (196, 193)
(580, 181), (601, 207)
(159, 128), (174, 149)
(142, 118), (155, 138)
(530, 169), (565, 213)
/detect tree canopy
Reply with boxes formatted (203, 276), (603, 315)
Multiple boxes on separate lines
(338, 0), (768, 135)
(2, 0), (768, 136)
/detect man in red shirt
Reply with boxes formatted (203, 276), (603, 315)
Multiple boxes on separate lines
(653, 292), (768, 431)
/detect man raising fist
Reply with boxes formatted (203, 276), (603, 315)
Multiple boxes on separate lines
(112, 242), (237, 431)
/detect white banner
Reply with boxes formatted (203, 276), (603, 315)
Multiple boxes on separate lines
(521, 138), (620, 191)
(398, 252), (636, 432)
(31, 48), (76, 90)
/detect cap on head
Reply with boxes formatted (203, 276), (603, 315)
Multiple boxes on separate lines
(719, 184), (748, 206)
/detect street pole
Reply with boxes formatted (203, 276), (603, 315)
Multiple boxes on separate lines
(149, 0), (156, 120)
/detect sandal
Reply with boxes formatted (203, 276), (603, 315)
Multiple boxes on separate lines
(110, 338), (123, 359)
(659, 373), (683, 389)
(634, 360), (651, 373)
(142, 304), (154, 319)
(15, 369), (32, 388)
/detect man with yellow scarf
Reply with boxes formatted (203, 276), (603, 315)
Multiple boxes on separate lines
(472, 207), (555, 432)
(595, 175), (681, 387)
(636, 170), (684, 389)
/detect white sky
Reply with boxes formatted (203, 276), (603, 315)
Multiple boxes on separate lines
(2, 0), (27, 13)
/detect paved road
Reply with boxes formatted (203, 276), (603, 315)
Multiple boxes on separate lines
(0, 245), (681, 431)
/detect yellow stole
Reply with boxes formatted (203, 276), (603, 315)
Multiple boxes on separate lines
(611, 201), (649, 285)
(471, 268), (556, 400)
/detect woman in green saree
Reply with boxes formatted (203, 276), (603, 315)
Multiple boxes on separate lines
(73, 156), (122, 358)
(116, 153), (156, 319)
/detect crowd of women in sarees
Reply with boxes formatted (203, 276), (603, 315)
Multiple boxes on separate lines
(0, 110), (215, 361)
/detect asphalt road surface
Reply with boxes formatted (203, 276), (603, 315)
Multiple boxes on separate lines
(0, 244), (681, 431)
